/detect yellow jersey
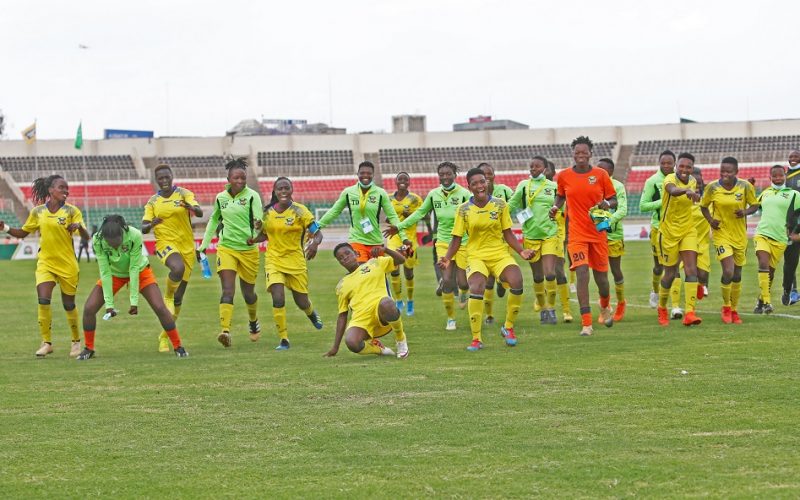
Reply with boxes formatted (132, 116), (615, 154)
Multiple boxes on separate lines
(143, 187), (198, 255)
(336, 256), (396, 314)
(452, 196), (513, 261)
(700, 179), (757, 245)
(390, 191), (423, 243)
(659, 173), (698, 240)
(262, 202), (316, 274)
(22, 203), (84, 276)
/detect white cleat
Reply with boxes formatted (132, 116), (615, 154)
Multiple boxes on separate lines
(371, 339), (395, 356)
(396, 340), (409, 359)
(69, 341), (82, 358)
(35, 342), (53, 358)
(649, 291), (658, 308)
(580, 325), (594, 336)
(599, 306), (614, 328)
(670, 307), (684, 320)
(445, 319), (457, 331)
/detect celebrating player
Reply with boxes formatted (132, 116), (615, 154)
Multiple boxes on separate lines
(387, 171), (424, 316)
(76, 215), (188, 360)
(700, 157), (758, 324)
(656, 153), (703, 327)
(546, 161), (573, 322)
(439, 167), (535, 351)
(478, 162), (514, 320)
(318, 161), (400, 263)
(324, 244), (408, 359)
(199, 157), (264, 347)
(1, 175), (89, 357)
(640, 150), (676, 307)
(248, 177), (324, 350)
(596, 158), (628, 322)
(141, 163), (203, 352)
(691, 167), (712, 302)
(386, 161), (471, 331)
(549, 136), (617, 336)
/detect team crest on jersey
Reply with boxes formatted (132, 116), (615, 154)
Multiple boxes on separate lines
(173, 200), (183, 207)
(450, 198), (460, 205)
(588, 176), (597, 185)
(735, 193), (743, 201)
(238, 198), (248, 206)
(57, 217), (67, 225)
(489, 211), (498, 220)
(545, 188), (553, 195)
(284, 217), (294, 226)
(360, 265), (371, 275)
(121, 245), (129, 252)
(368, 195), (377, 204)
(782, 193), (790, 199)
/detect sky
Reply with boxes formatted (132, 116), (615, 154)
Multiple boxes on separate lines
(2, 0), (799, 140)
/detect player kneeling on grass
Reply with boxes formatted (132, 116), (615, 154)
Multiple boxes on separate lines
(325, 244), (409, 359)
(76, 215), (188, 360)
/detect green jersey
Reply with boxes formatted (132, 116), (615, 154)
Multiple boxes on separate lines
(398, 184), (471, 245)
(508, 176), (558, 240)
(201, 186), (263, 252)
(93, 227), (148, 309)
(492, 183), (514, 202)
(755, 186), (799, 242)
(608, 178), (628, 241)
(318, 183), (400, 246)
(640, 170), (667, 230)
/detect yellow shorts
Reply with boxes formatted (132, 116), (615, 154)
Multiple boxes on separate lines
(650, 227), (661, 260)
(523, 236), (562, 262)
(659, 232), (698, 267)
(35, 266), (78, 296)
(266, 265), (309, 294)
(696, 233), (711, 272)
(714, 239), (747, 267)
(389, 234), (418, 268)
(155, 243), (195, 281)
(348, 299), (392, 339)
(216, 246), (260, 284)
(466, 254), (519, 282)
(608, 239), (625, 258)
(754, 235), (786, 269)
(436, 241), (468, 270)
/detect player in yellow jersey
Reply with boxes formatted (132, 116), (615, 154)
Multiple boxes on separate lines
(325, 243), (409, 359)
(692, 167), (711, 301)
(439, 168), (535, 351)
(1, 175), (90, 357)
(546, 161), (573, 322)
(249, 177), (324, 350)
(477, 162), (514, 320)
(387, 172), (423, 316)
(141, 164), (203, 352)
(656, 153), (703, 327)
(701, 157), (759, 324)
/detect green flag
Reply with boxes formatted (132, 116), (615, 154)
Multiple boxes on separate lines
(74, 121), (83, 150)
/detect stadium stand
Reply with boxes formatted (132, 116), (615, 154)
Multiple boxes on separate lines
(157, 156), (228, 178)
(0, 155), (138, 182)
(258, 150), (354, 176)
(631, 135), (800, 165)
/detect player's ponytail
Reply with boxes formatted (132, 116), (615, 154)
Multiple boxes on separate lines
(30, 174), (64, 205)
(99, 214), (129, 241)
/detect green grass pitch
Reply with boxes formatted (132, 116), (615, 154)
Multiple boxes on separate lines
(1, 241), (799, 497)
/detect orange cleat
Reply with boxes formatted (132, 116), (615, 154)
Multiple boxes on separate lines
(731, 310), (742, 324)
(657, 307), (669, 326)
(682, 311), (702, 326)
(613, 301), (626, 322)
(721, 306), (733, 324)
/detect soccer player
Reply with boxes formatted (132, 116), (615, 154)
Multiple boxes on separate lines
(753, 165), (800, 313)
(141, 163), (203, 352)
(324, 244), (408, 359)
(387, 171), (423, 316)
(199, 157), (264, 347)
(692, 166), (712, 301)
(596, 158), (628, 322)
(700, 157), (758, 324)
(478, 162), (514, 321)
(546, 160), (573, 322)
(1, 175), (89, 357)
(781, 149), (800, 305)
(640, 150), (676, 308)
(76, 215), (188, 360)
(249, 177), (324, 350)
(509, 156), (560, 325)
(318, 161), (400, 263)
(439, 167), (535, 351)
(549, 136), (617, 336)
(386, 161), (471, 331)
(656, 153), (703, 327)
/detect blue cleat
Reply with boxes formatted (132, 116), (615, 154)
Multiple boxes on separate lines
(395, 300), (404, 312)
(307, 311), (323, 330)
(275, 339), (290, 351)
(500, 326), (517, 346)
(790, 290), (800, 305)
(406, 300), (414, 316)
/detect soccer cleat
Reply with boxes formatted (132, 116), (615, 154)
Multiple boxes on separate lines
(69, 341), (82, 358)
(406, 300), (414, 316)
(217, 331), (232, 348)
(307, 311), (323, 330)
(599, 306), (614, 328)
(682, 311), (702, 326)
(395, 300), (404, 312)
(435, 278), (443, 297)
(248, 320), (261, 342)
(500, 326), (517, 346)
(670, 307), (684, 320)
(484, 316), (494, 325)
(458, 292), (468, 310)
(697, 283), (706, 300)
(721, 306), (733, 324)
(539, 310), (548, 325)
(396, 340), (409, 359)
(445, 319), (457, 331)
(35, 342), (53, 358)
(649, 291), (659, 308)
(371, 338), (395, 356)
(569, 283), (577, 294)
(702, 285), (709, 298)
(791, 290), (800, 305)
(579, 325), (594, 336)
(781, 291), (791, 306)
(466, 339), (484, 351)
(174, 346), (189, 357)
(76, 348), (95, 361)
(753, 298), (764, 314)
(563, 311), (573, 323)
(275, 339), (290, 351)
(158, 332), (170, 352)
(547, 309), (558, 325)
(731, 311), (742, 324)
(613, 301), (626, 322)
(657, 307), (669, 326)
(496, 282), (506, 298)
(763, 303), (774, 314)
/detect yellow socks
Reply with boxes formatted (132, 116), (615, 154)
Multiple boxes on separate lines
(504, 290), (522, 329)
(468, 296), (483, 341)
(165, 278), (180, 300)
(38, 304), (52, 343)
(652, 272), (661, 294)
(246, 300), (258, 322)
(533, 281), (545, 309)
(545, 279), (557, 309)
(758, 271), (771, 305)
(483, 287), (495, 318)
(357, 341), (382, 355)
(442, 292), (456, 319)
(731, 281), (742, 310)
(658, 282), (670, 308)
(302, 304), (314, 316)
(721, 283), (732, 307)
(65, 307), (80, 342)
(614, 282), (625, 303)
(173, 304), (182, 320)
(406, 277), (414, 301)
(273, 306), (288, 340)
(558, 282), (571, 313)
(391, 274), (402, 299)
(684, 280), (697, 313)
(670, 277), (682, 309)
(220, 303), (234, 332)
(391, 318), (406, 342)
